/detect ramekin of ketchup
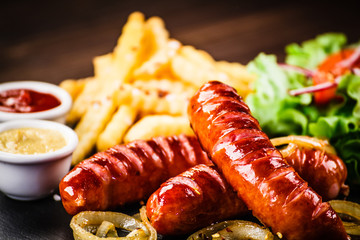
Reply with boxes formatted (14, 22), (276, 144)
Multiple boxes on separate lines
(0, 81), (72, 123)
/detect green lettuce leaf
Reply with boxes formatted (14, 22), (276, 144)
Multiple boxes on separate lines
(246, 33), (360, 184)
(285, 32), (347, 69)
(342, 74), (360, 118)
(333, 131), (360, 185)
(246, 53), (311, 137)
(309, 75), (360, 139)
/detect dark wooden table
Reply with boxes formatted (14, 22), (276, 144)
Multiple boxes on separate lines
(0, 0), (359, 239)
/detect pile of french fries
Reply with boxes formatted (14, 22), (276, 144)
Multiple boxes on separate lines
(60, 12), (255, 166)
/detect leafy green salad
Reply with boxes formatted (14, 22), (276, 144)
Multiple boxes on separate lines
(245, 33), (360, 184)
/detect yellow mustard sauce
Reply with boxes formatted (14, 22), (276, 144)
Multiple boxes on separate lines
(0, 127), (66, 154)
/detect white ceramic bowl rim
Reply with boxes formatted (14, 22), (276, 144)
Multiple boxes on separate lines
(0, 81), (72, 121)
(0, 119), (78, 164)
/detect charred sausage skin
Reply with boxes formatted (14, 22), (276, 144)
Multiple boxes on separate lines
(188, 81), (349, 240)
(146, 146), (348, 235)
(146, 164), (248, 235)
(59, 134), (211, 215)
(286, 145), (348, 201)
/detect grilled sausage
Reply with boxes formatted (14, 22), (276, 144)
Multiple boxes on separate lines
(188, 81), (349, 240)
(59, 134), (212, 215)
(146, 164), (248, 235)
(285, 145), (349, 201)
(146, 146), (348, 235)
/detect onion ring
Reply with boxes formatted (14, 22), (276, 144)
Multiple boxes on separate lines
(96, 221), (118, 237)
(140, 206), (157, 240)
(70, 210), (151, 240)
(329, 200), (360, 236)
(187, 220), (280, 240)
(270, 135), (336, 155)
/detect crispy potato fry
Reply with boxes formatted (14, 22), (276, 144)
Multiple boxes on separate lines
(170, 47), (229, 88)
(145, 16), (169, 51)
(215, 61), (255, 97)
(60, 11), (255, 165)
(132, 78), (196, 95)
(123, 115), (194, 143)
(114, 83), (189, 116)
(111, 11), (146, 83)
(133, 40), (181, 79)
(171, 54), (226, 86)
(93, 53), (114, 80)
(171, 45), (255, 97)
(215, 61), (253, 83)
(66, 79), (122, 125)
(96, 104), (138, 151)
(68, 12), (148, 163)
(136, 16), (170, 65)
(59, 78), (91, 101)
(179, 45), (216, 66)
(66, 79), (103, 125)
(72, 96), (117, 165)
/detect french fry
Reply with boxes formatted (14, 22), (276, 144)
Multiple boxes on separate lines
(69, 12), (148, 162)
(72, 96), (117, 165)
(59, 78), (91, 101)
(145, 16), (169, 51)
(215, 61), (255, 97)
(170, 45), (231, 87)
(93, 53), (114, 80)
(179, 45), (215, 66)
(66, 78), (123, 125)
(132, 78), (196, 95)
(66, 79), (102, 125)
(96, 104), (138, 151)
(170, 53), (229, 88)
(114, 83), (189, 116)
(123, 115), (194, 143)
(133, 39), (181, 79)
(171, 45), (255, 96)
(60, 11), (255, 165)
(215, 61), (253, 83)
(136, 16), (170, 65)
(111, 11), (146, 83)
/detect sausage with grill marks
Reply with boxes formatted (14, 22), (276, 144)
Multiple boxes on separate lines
(59, 134), (212, 215)
(285, 144), (348, 201)
(146, 146), (348, 235)
(146, 164), (247, 235)
(188, 81), (349, 240)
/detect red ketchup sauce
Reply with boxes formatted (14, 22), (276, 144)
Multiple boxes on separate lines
(0, 89), (61, 113)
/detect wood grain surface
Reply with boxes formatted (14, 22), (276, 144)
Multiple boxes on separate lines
(1, 0), (359, 84)
(0, 0), (359, 239)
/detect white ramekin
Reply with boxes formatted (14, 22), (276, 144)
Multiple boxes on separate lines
(0, 81), (72, 123)
(0, 119), (78, 200)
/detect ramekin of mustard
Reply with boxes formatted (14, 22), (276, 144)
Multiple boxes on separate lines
(0, 119), (78, 200)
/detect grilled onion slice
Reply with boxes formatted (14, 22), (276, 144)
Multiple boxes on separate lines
(271, 135), (336, 155)
(70, 207), (156, 240)
(187, 220), (280, 240)
(329, 200), (360, 236)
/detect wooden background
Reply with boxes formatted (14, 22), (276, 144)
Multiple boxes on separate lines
(0, 0), (359, 239)
(1, 0), (359, 84)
